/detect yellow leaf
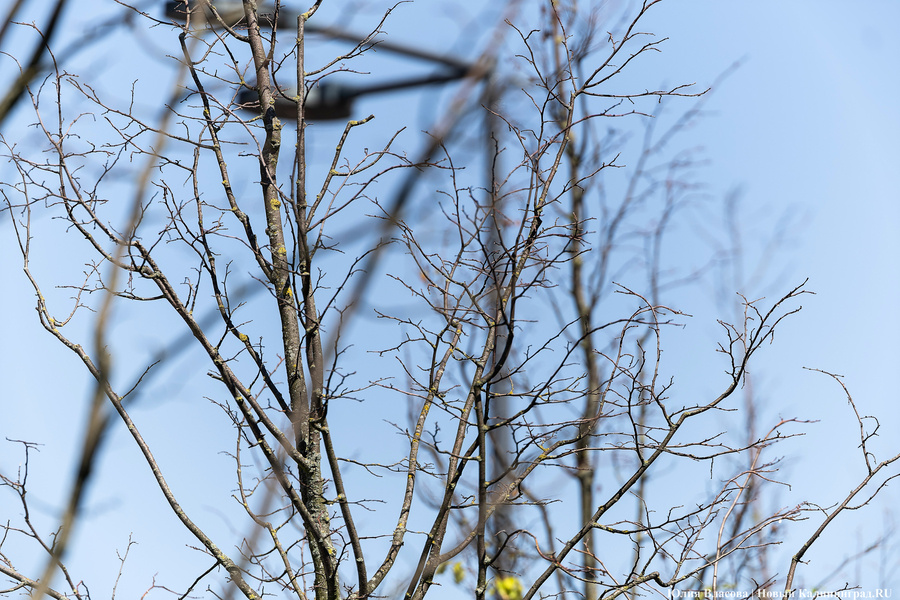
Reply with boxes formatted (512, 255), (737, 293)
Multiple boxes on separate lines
(453, 562), (465, 584)
(496, 576), (523, 600)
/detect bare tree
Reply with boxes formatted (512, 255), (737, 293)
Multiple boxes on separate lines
(1, 1), (897, 600)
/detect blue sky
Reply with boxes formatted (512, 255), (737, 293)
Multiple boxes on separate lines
(1, 0), (899, 597)
(643, 2), (900, 585)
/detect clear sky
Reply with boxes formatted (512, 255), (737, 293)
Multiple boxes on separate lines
(645, 2), (900, 586)
(1, 0), (898, 597)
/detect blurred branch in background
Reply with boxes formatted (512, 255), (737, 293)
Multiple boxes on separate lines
(0, 0), (66, 125)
